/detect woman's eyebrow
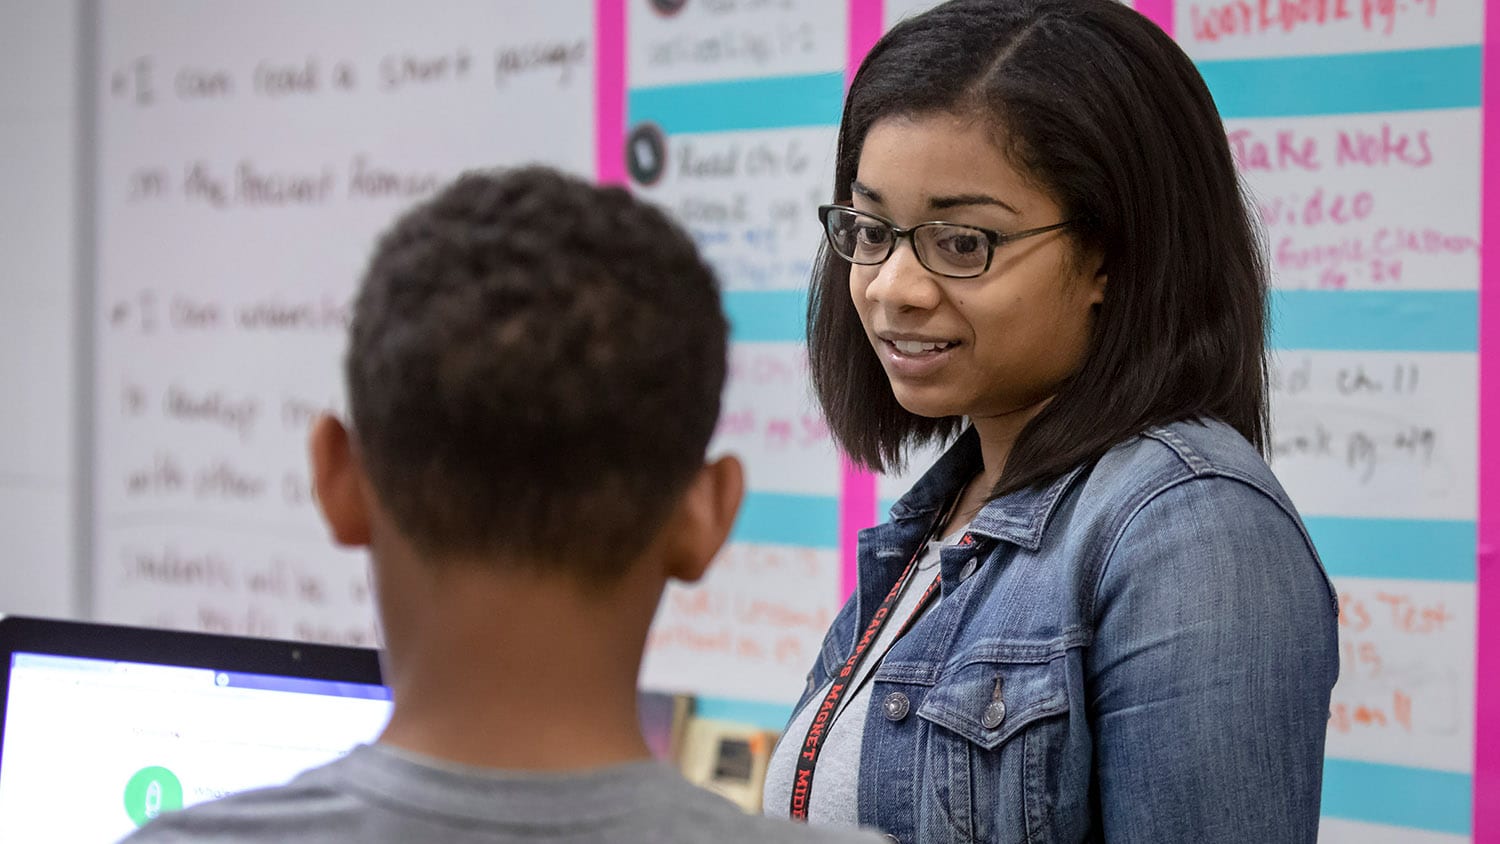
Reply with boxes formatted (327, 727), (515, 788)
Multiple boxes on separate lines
(928, 192), (1020, 215)
(852, 182), (1021, 216)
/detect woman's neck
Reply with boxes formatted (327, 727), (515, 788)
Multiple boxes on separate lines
(956, 399), (1053, 529)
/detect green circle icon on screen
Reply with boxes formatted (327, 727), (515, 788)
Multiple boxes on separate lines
(124, 766), (183, 827)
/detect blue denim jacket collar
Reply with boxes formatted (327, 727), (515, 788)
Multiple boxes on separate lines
(887, 427), (1089, 549)
(854, 427), (1090, 634)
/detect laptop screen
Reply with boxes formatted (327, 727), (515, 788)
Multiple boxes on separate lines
(0, 651), (392, 842)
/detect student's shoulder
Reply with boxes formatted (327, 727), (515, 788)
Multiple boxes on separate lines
(662, 807), (885, 844)
(730, 814), (888, 843)
(656, 782), (884, 844)
(119, 774), (358, 843)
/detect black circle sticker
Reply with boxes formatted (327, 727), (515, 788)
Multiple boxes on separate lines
(625, 123), (668, 187)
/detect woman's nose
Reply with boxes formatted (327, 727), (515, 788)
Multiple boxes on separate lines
(863, 239), (941, 311)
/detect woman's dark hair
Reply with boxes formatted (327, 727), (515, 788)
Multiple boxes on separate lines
(809, 0), (1268, 494)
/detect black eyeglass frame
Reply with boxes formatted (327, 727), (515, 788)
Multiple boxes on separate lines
(818, 204), (1075, 279)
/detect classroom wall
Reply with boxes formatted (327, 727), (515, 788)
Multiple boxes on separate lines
(0, 1), (1492, 840)
(0, 0), (80, 618)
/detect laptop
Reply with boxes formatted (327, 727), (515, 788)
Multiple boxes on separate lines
(0, 615), (392, 842)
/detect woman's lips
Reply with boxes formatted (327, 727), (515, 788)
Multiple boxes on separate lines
(877, 337), (960, 378)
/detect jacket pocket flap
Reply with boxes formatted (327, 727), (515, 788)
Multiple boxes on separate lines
(915, 657), (1068, 750)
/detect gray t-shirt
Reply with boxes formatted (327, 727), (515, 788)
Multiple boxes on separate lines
(763, 530), (956, 825)
(121, 743), (884, 844)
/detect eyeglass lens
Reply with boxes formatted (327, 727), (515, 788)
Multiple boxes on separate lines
(823, 208), (990, 277)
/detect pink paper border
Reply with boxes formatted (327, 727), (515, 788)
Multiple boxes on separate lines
(839, 455), (876, 602)
(847, 0), (884, 92)
(1475, 4), (1499, 837)
(1133, 0), (1174, 37)
(838, 0), (885, 602)
(594, 0), (627, 186)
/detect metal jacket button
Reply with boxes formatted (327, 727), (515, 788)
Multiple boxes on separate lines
(982, 699), (1007, 730)
(958, 557), (978, 582)
(982, 676), (1006, 729)
(882, 691), (910, 721)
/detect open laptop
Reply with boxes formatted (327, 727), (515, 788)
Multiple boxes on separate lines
(0, 615), (392, 842)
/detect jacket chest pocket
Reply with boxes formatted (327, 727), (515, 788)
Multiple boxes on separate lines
(913, 654), (1072, 843)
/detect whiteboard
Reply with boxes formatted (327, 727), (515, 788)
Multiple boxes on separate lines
(93, 0), (596, 644)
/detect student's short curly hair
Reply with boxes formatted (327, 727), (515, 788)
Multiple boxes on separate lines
(346, 167), (726, 581)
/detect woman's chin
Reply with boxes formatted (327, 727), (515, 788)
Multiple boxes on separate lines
(891, 390), (964, 421)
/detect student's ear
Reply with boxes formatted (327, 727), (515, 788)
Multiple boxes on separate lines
(308, 414), (372, 547)
(663, 455), (744, 584)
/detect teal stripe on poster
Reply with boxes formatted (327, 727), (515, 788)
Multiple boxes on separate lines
(694, 697), (796, 730)
(727, 288), (1479, 354)
(1271, 289), (1477, 352)
(1201, 46), (1482, 118)
(727, 289), (1480, 349)
(734, 492), (839, 549)
(1322, 758), (1471, 835)
(725, 289), (808, 343)
(628, 73), (846, 135)
(1304, 517), (1476, 582)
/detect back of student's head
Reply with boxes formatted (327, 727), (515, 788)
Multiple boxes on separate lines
(345, 167), (726, 583)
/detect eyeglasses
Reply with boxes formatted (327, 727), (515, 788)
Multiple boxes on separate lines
(818, 204), (1073, 279)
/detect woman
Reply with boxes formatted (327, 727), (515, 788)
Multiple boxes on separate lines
(761, 1), (1339, 842)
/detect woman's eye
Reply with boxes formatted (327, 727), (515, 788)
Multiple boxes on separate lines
(936, 231), (984, 256)
(855, 225), (891, 246)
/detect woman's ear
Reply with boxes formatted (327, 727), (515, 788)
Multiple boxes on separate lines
(661, 455), (745, 584)
(308, 414), (372, 547)
(1083, 245), (1108, 306)
(1091, 265), (1108, 305)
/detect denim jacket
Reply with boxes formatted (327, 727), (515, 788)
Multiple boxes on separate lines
(790, 419), (1339, 843)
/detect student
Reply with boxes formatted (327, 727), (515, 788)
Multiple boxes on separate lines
(125, 168), (881, 844)
(762, 1), (1339, 841)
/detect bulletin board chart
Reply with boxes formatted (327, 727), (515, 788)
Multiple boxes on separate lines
(626, 0), (856, 707)
(1164, 0), (1489, 841)
(623, 0), (954, 715)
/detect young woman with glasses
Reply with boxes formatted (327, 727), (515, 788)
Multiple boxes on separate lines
(761, 1), (1340, 841)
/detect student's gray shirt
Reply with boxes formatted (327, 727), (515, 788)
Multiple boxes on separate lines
(122, 743), (883, 844)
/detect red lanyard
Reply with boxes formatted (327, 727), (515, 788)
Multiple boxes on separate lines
(788, 495), (960, 821)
